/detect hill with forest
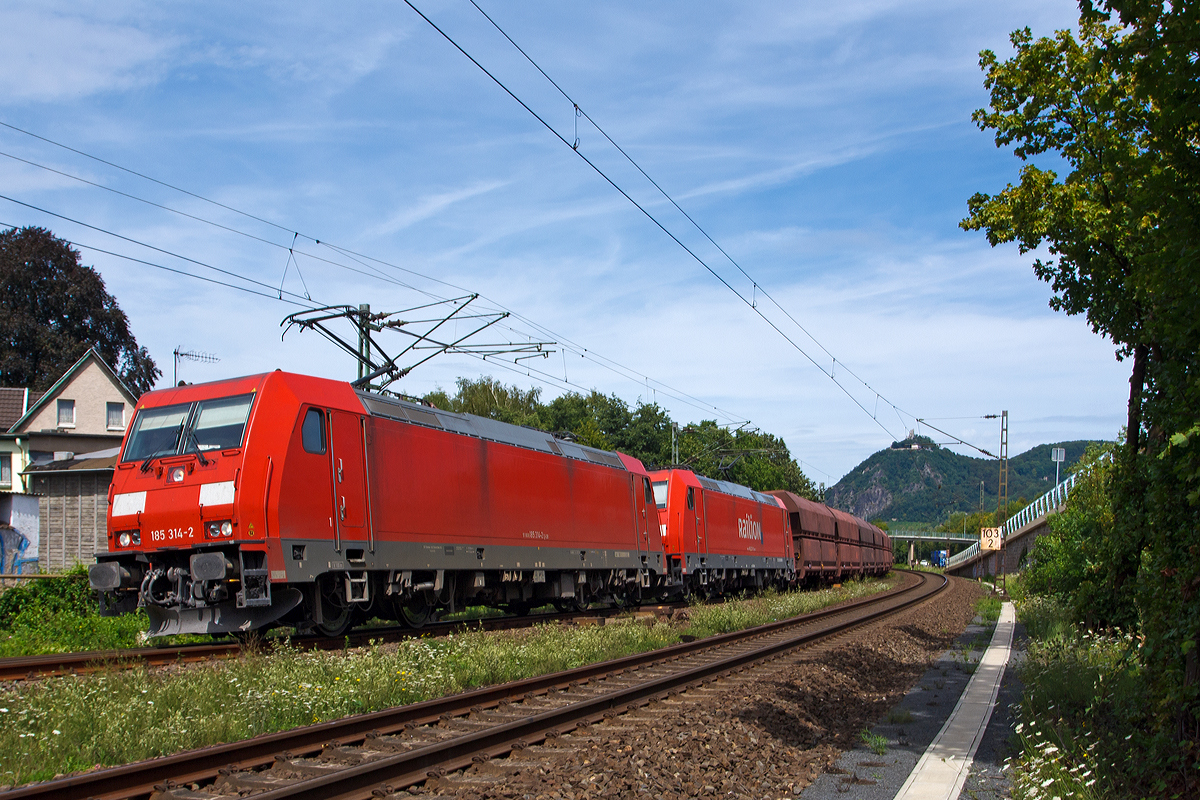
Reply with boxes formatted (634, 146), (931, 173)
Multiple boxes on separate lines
(825, 435), (1101, 524)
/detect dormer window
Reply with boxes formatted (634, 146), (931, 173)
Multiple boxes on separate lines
(107, 402), (126, 430)
(57, 399), (75, 428)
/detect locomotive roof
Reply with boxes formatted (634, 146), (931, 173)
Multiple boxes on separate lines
(649, 467), (779, 507)
(695, 475), (779, 507)
(356, 390), (630, 471)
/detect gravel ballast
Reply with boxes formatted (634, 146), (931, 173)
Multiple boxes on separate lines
(407, 575), (990, 800)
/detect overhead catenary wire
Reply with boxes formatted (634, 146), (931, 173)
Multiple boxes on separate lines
(0, 125), (752, 428)
(468, 0), (917, 429)
(0, 217), (320, 308)
(0, 193), (312, 303)
(400, 0), (902, 441)
(0, 131), (755, 428)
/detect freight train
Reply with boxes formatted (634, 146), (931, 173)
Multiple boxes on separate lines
(87, 371), (891, 637)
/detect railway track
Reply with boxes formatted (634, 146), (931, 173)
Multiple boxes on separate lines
(4, 570), (944, 800)
(0, 604), (684, 682)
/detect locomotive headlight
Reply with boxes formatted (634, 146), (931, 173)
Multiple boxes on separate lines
(131, 530), (141, 545)
(205, 520), (234, 539)
(118, 532), (132, 547)
(170, 467), (185, 483)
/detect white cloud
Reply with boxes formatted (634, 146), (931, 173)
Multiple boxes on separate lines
(0, 7), (176, 102)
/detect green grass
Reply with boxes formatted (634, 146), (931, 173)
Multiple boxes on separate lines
(0, 579), (897, 785)
(1007, 593), (1191, 799)
(0, 609), (151, 657)
(886, 708), (913, 724)
(683, 576), (896, 639)
(860, 728), (888, 755)
(974, 594), (1002, 625)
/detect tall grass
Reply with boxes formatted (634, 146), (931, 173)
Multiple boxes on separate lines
(1008, 592), (1182, 799)
(0, 620), (677, 785)
(684, 578), (891, 639)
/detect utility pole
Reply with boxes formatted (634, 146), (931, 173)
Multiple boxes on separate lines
(671, 422), (679, 465)
(357, 303), (370, 382)
(997, 410), (1008, 591)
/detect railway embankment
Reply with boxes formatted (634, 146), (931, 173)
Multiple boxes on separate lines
(0, 577), (899, 788)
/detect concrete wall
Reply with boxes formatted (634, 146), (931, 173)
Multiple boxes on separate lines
(0, 493), (39, 569)
(948, 517), (1051, 579)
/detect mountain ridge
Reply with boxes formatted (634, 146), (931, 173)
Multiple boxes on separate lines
(825, 436), (1100, 524)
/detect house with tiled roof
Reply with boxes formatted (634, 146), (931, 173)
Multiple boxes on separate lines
(1, 348), (140, 572)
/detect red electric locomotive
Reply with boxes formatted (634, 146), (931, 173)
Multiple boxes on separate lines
(648, 468), (792, 596)
(89, 371), (664, 637)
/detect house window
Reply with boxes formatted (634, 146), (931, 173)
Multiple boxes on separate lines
(107, 402), (125, 430)
(0, 453), (10, 488)
(57, 399), (75, 427)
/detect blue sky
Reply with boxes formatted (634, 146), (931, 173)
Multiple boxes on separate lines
(0, 0), (1127, 484)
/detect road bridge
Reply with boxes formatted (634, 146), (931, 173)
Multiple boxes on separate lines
(945, 470), (1080, 579)
(888, 529), (976, 567)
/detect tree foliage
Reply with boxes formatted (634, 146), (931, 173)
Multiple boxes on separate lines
(964, 1), (1200, 763)
(0, 226), (160, 396)
(424, 376), (817, 498)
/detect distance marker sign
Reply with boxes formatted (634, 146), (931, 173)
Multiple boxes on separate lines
(980, 527), (1002, 551)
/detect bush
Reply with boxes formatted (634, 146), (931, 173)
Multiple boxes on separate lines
(0, 567), (95, 629)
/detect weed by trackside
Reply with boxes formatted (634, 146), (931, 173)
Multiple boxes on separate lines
(0, 578), (898, 785)
(860, 728), (888, 755)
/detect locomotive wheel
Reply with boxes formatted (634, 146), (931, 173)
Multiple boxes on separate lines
(554, 596), (588, 613)
(315, 576), (354, 637)
(399, 596), (435, 628)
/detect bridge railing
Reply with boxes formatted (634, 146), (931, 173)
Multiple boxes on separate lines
(946, 541), (979, 570)
(888, 529), (977, 541)
(1003, 470), (1080, 536)
(946, 467), (1086, 572)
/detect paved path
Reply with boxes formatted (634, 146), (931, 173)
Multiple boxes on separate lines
(893, 601), (1016, 800)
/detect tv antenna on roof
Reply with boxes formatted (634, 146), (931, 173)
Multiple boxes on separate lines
(173, 347), (220, 385)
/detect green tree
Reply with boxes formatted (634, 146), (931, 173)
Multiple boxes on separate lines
(424, 376), (543, 427)
(0, 226), (160, 395)
(964, 4), (1200, 761)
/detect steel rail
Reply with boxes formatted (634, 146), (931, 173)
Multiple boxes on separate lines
(5, 572), (935, 800)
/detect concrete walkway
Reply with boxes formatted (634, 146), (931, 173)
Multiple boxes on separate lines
(892, 601), (1016, 800)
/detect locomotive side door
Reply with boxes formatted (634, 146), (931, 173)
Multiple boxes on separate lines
(690, 486), (706, 555)
(635, 476), (653, 555)
(328, 410), (368, 547)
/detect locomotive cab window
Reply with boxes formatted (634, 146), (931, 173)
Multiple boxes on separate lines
(189, 394), (254, 451)
(643, 477), (654, 506)
(686, 487), (695, 510)
(123, 393), (255, 462)
(123, 403), (190, 461)
(301, 408), (326, 454)
(652, 481), (668, 509)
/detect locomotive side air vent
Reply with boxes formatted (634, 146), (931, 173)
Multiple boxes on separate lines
(403, 407), (442, 428)
(584, 450), (624, 469)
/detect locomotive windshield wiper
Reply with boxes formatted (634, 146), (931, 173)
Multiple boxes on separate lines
(185, 428), (211, 466)
(140, 421), (186, 473)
